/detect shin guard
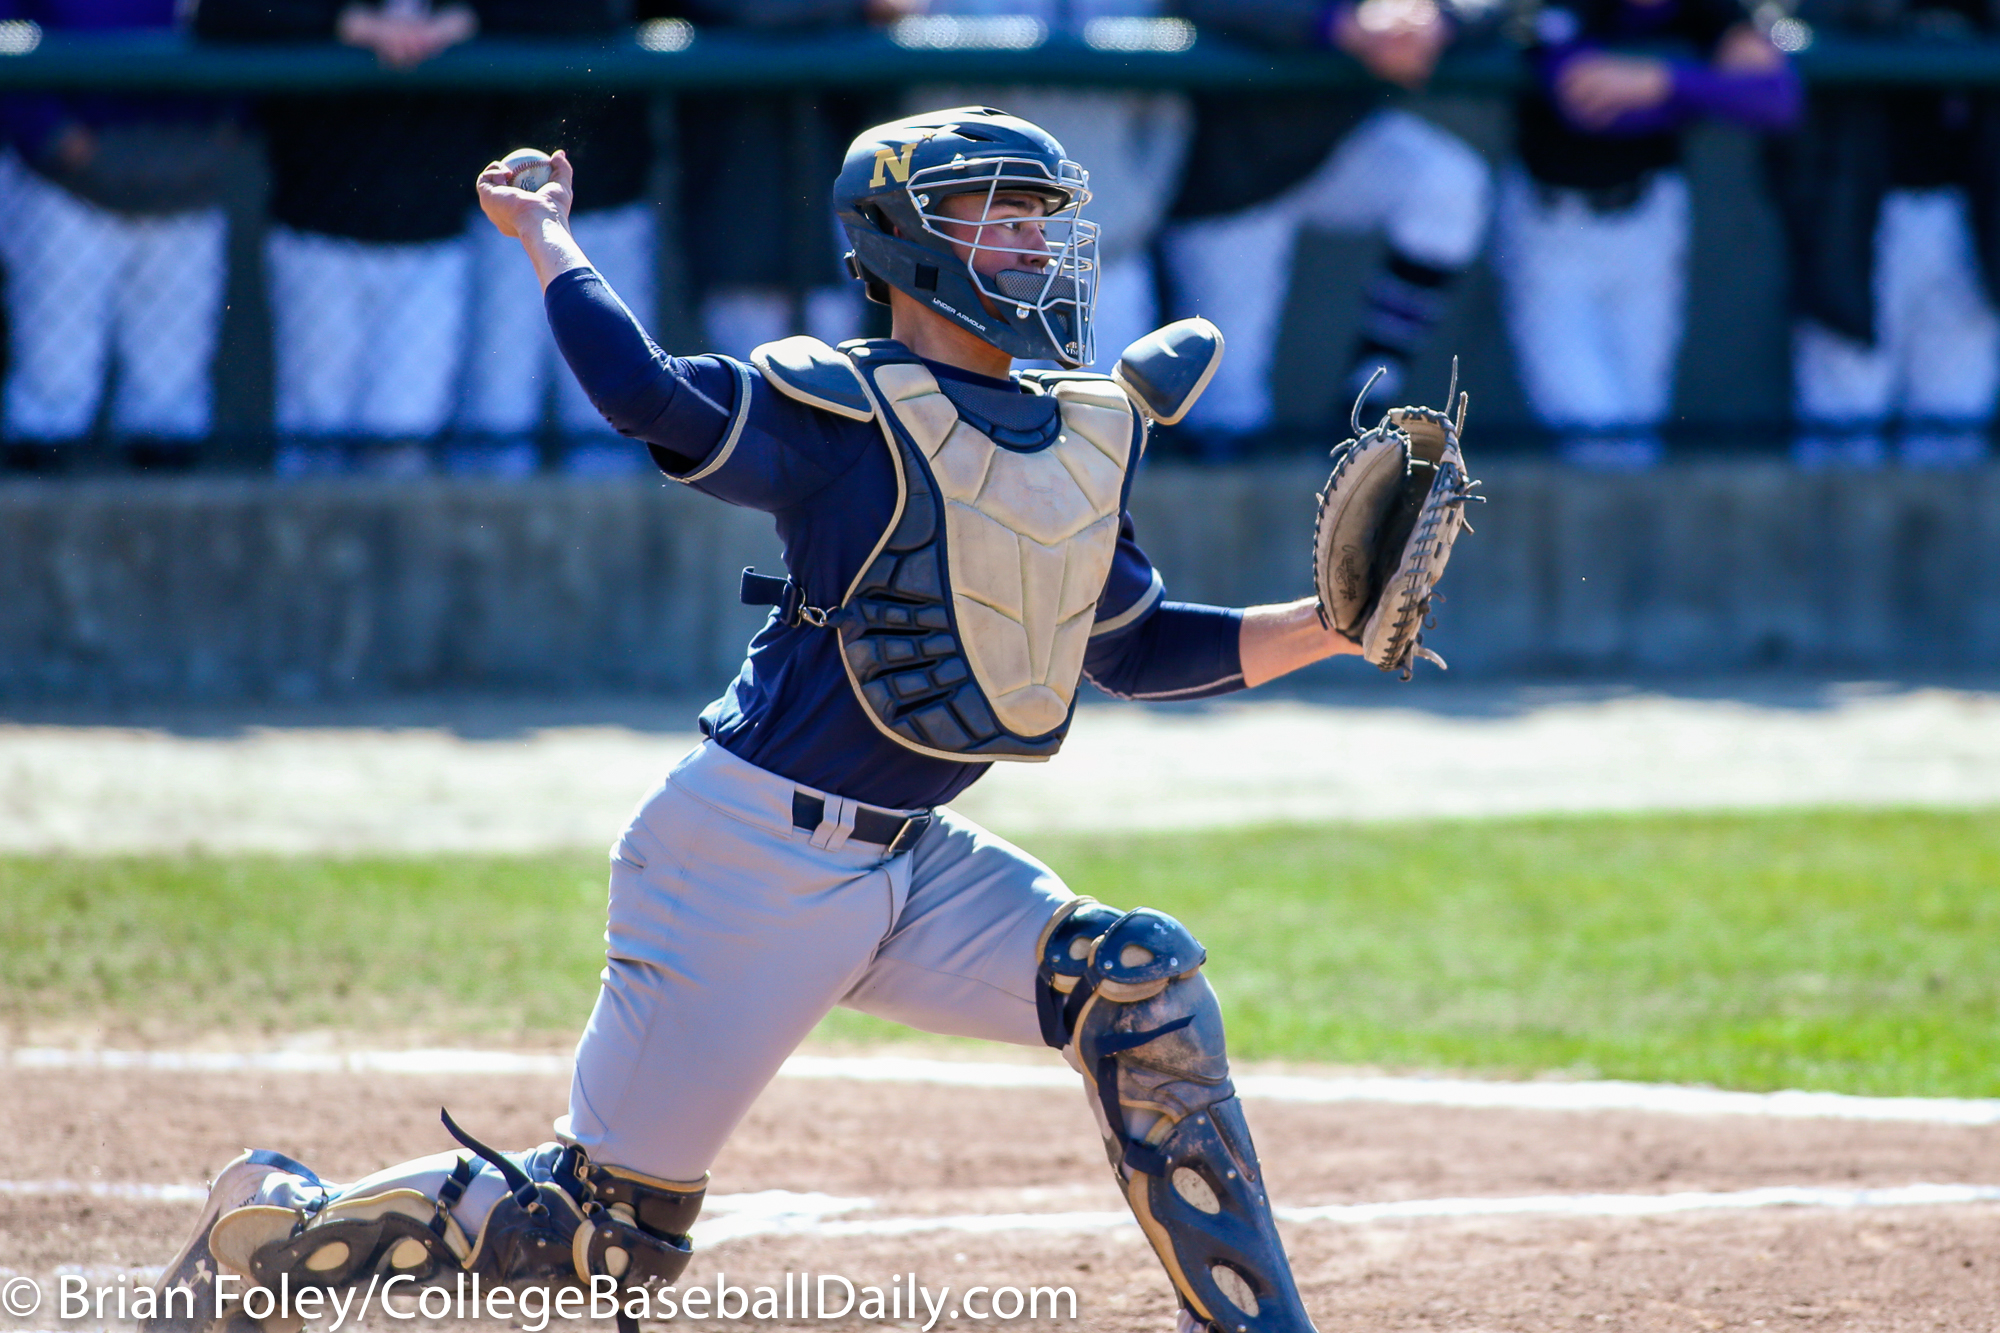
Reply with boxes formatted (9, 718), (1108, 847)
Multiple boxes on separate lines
(208, 1112), (703, 1325)
(1037, 903), (1315, 1333)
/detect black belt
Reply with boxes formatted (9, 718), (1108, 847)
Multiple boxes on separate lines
(792, 791), (933, 855)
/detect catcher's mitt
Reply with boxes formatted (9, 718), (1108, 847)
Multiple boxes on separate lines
(1312, 364), (1481, 678)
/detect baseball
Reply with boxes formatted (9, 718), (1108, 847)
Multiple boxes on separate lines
(501, 147), (553, 191)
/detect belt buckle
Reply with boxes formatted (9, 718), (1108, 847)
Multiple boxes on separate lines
(886, 812), (933, 855)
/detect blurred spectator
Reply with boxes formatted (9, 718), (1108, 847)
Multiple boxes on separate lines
(903, 0), (1192, 371)
(0, 0), (238, 473)
(1159, 0), (1492, 457)
(674, 1), (904, 358)
(453, 1), (660, 478)
(1770, 0), (1999, 468)
(196, 0), (490, 477)
(1497, 0), (1798, 469)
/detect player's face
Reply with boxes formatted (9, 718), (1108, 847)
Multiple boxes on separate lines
(931, 189), (1054, 278)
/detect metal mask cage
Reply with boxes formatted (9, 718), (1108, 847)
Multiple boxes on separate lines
(906, 154), (1100, 366)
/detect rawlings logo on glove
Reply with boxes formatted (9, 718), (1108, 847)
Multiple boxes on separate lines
(1312, 363), (1482, 678)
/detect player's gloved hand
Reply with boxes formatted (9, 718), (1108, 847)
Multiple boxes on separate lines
(1311, 368), (1481, 677)
(477, 149), (574, 240)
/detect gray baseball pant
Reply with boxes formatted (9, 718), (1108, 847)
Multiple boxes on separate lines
(561, 740), (1077, 1184)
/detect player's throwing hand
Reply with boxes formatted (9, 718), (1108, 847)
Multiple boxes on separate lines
(476, 148), (572, 240)
(1334, 0), (1451, 90)
(1555, 53), (1673, 128)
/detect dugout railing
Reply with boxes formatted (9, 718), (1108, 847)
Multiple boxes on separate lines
(6, 22), (2000, 91)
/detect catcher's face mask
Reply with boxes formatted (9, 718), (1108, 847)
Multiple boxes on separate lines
(836, 109), (1101, 368)
(910, 159), (1100, 366)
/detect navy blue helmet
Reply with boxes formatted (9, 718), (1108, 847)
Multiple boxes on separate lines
(835, 107), (1099, 367)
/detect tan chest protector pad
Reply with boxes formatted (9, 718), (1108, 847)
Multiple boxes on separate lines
(751, 336), (1141, 762)
(872, 361), (1136, 744)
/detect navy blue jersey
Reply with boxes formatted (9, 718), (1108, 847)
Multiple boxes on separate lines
(547, 268), (1246, 808)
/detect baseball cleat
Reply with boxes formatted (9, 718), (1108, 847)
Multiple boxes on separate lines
(142, 1150), (324, 1333)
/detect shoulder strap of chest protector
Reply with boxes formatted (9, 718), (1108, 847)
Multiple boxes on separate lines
(750, 336), (878, 422)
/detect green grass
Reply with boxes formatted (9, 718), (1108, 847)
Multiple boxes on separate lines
(0, 854), (614, 1040)
(4, 809), (1997, 1096)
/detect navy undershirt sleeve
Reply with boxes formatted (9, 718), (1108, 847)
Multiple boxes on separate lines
(1084, 509), (1245, 701)
(1084, 601), (1246, 701)
(544, 266), (734, 472)
(1091, 513), (1163, 630)
(545, 266), (877, 512)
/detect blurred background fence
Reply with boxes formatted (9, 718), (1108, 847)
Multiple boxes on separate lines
(2, 14), (1998, 696)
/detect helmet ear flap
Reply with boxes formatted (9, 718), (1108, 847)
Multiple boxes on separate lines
(845, 252), (892, 306)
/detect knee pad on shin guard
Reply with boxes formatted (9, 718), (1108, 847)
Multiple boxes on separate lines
(1035, 899), (1125, 1049)
(1036, 905), (1314, 1333)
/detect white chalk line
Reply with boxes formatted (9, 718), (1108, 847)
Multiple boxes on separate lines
(4, 1048), (571, 1077)
(10, 1048), (2000, 1126)
(6, 1181), (1998, 1245)
(730, 1182), (2000, 1241)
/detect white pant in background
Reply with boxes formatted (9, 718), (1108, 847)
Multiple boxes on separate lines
(266, 226), (468, 441)
(1160, 109), (1491, 437)
(461, 201), (659, 440)
(701, 286), (864, 362)
(1793, 188), (2000, 468)
(1495, 168), (1689, 469)
(1088, 250), (1160, 371)
(3, 165), (225, 440)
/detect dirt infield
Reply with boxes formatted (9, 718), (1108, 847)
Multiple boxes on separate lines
(4, 1058), (1997, 1332)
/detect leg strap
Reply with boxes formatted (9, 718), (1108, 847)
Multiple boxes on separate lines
(441, 1108), (547, 1219)
(1089, 1014), (1197, 1178)
(444, 1112), (704, 1296)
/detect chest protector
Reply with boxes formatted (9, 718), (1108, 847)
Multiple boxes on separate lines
(752, 336), (1144, 763)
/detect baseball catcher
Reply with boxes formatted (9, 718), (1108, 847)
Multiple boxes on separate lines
(143, 107), (1483, 1333)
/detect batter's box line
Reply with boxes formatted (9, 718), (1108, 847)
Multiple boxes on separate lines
(5, 1183), (1998, 1244)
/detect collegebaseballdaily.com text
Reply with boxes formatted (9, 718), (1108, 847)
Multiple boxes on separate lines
(21, 1271), (1081, 1331)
